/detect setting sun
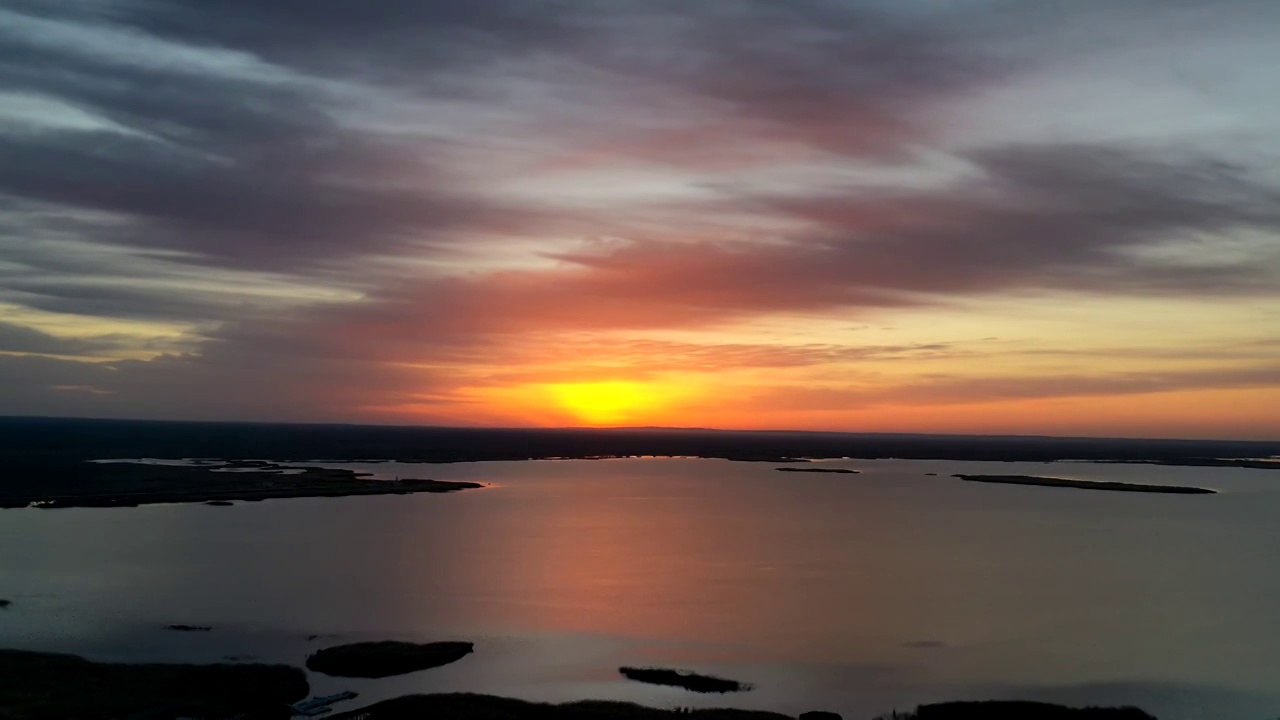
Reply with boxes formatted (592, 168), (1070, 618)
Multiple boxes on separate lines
(548, 381), (671, 426)
(550, 381), (655, 425)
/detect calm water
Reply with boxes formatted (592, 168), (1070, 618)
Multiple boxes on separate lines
(2, 458), (1279, 719)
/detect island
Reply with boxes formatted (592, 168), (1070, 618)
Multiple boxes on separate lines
(618, 666), (751, 693)
(306, 640), (474, 678)
(954, 474), (1215, 494)
(166, 624), (212, 632)
(1, 460), (482, 510)
(0, 600), (9, 609)
(775, 467), (859, 474)
(1094, 457), (1280, 470)
(0, 649), (307, 719)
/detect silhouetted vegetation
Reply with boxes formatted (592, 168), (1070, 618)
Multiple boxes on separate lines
(775, 467), (859, 474)
(1098, 457), (1280, 470)
(0, 649), (307, 719)
(5, 417), (1278, 472)
(884, 700), (1156, 719)
(0, 459), (481, 509)
(954, 474), (1214, 494)
(619, 667), (751, 693)
(330, 693), (790, 719)
(306, 640), (474, 678)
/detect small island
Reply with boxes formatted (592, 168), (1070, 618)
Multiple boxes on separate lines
(166, 624), (212, 632)
(954, 474), (1215, 494)
(306, 640), (474, 678)
(775, 467), (859, 474)
(618, 666), (751, 693)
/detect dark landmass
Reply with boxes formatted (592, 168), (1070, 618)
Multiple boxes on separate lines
(775, 467), (860, 474)
(167, 624), (212, 632)
(910, 701), (1155, 719)
(327, 695), (1151, 720)
(1095, 457), (1280, 470)
(2, 418), (1273, 509)
(0, 459), (481, 509)
(5, 417), (1278, 468)
(306, 640), (474, 678)
(331, 694), (790, 719)
(0, 649), (307, 720)
(619, 666), (751, 693)
(0, 600), (9, 609)
(955, 475), (1214, 494)
(925, 472), (938, 476)
(205, 500), (234, 506)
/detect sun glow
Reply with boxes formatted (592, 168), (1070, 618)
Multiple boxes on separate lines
(549, 381), (671, 426)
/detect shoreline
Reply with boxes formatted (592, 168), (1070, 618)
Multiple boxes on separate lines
(1, 462), (481, 510)
(0, 649), (1155, 720)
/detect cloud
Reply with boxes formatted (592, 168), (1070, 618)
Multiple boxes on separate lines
(325, 144), (1280, 344)
(1, 0), (1279, 431)
(0, 321), (123, 357)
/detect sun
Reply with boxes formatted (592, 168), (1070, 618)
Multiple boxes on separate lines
(549, 381), (662, 426)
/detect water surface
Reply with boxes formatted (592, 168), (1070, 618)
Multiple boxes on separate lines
(2, 458), (1278, 718)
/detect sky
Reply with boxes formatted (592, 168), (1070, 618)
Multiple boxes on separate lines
(1, 0), (1279, 439)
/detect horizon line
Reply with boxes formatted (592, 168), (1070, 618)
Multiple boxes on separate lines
(3, 413), (1278, 446)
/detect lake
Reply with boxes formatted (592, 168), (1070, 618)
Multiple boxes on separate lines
(2, 457), (1278, 719)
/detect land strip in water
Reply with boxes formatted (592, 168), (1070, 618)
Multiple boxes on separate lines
(954, 474), (1215, 494)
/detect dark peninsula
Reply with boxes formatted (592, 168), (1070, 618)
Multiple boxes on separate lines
(1, 460), (481, 510)
(775, 467), (859, 474)
(0, 649), (307, 719)
(306, 640), (474, 678)
(619, 666), (751, 693)
(955, 474), (1215, 494)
